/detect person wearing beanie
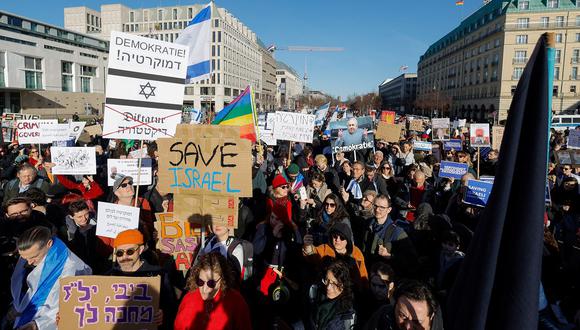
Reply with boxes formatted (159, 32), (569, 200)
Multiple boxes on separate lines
(284, 163), (305, 195)
(111, 176), (155, 244)
(106, 229), (177, 330)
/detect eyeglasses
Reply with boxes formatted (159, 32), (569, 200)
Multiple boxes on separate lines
(196, 277), (221, 289)
(7, 209), (30, 218)
(120, 181), (134, 188)
(374, 204), (390, 211)
(322, 278), (342, 289)
(115, 247), (139, 257)
(279, 185), (289, 189)
(324, 202), (336, 208)
(383, 166), (391, 170)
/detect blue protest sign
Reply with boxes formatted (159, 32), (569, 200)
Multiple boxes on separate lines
(463, 179), (493, 207)
(413, 141), (432, 152)
(444, 139), (462, 151)
(439, 161), (469, 179)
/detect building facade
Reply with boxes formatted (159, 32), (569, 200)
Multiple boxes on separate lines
(258, 40), (277, 112)
(64, 3), (265, 112)
(379, 73), (418, 113)
(417, 0), (580, 122)
(276, 60), (304, 110)
(0, 11), (108, 117)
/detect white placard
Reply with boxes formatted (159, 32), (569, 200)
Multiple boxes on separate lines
(15, 120), (58, 144)
(107, 159), (153, 186)
(272, 111), (315, 143)
(68, 122), (86, 142)
(103, 31), (189, 140)
(50, 147), (97, 175)
(95, 201), (140, 239)
(470, 123), (491, 147)
(42, 123), (71, 143)
(432, 118), (450, 141)
(128, 147), (149, 159)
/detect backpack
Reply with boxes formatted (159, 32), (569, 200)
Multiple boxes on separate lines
(227, 237), (254, 281)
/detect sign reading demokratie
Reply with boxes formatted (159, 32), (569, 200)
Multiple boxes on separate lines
(103, 31), (189, 140)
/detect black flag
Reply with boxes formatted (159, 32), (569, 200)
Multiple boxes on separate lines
(445, 33), (552, 329)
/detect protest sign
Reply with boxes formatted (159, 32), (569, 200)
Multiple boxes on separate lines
(258, 112), (277, 145)
(375, 123), (403, 143)
(107, 159), (153, 186)
(380, 111), (396, 124)
(157, 125), (252, 197)
(50, 147), (97, 175)
(69, 122), (87, 142)
(470, 123), (491, 147)
(492, 126), (505, 151)
(173, 194), (238, 228)
(2, 113), (40, 121)
(463, 179), (494, 207)
(314, 103), (330, 126)
(568, 130), (580, 149)
(42, 123), (72, 143)
(154, 212), (201, 271)
(555, 149), (580, 166)
(128, 147), (149, 159)
(95, 202), (140, 238)
(103, 31), (189, 140)
(439, 161), (469, 179)
(431, 118), (450, 141)
(59, 275), (160, 330)
(479, 175), (495, 183)
(15, 119), (58, 144)
(84, 124), (103, 137)
(272, 111), (315, 143)
(329, 116), (375, 153)
(409, 119), (424, 132)
(413, 141), (432, 152)
(444, 139), (463, 151)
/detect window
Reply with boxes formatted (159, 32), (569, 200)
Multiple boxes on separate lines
(555, 49), (561, 63)
(24, 56), (42, 89)
(572, 67), (578, 80)
(553, 86), (558, 97)
(571, 85), (577, 93)
(576, 33), (580, 42)
(80, 65), (95, 93)
(513, 67), (524, 80)
(86, 13), (90, 24)
(573, 49), (580, 63)
(214, 19), (219, 28)
(143, 10), (149, 22)
(173, 8), (178, 20)
(0, 51), (5, 88)
(158, 9), (163, 21)
(517, 18), (529, 29)
(495, 38), (501, 47)
(514, 50), (527, 63)
(554, 66), (560, 80)
(541, 17), (549, 28)
(518, 1), (529, 9)
(547, 0), (558, 8)
(556, 16), (565, 27)
(516, 35), (528, 44)
(130, 12), (134, 23)
(188, 8), (193, 19)
(576, 16), (580, 26)
(556, 34), (563, 43)
(61, 61), (73, 92)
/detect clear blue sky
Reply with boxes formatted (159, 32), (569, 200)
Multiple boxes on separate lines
(3, 0), (482, 99)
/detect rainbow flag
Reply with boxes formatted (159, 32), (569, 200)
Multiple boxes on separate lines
(211, 86), (257, 142)
(456, 0), (464, 5)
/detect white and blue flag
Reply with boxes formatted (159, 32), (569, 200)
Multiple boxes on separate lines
(314, 102), (330, 126)
(175, 4), (212, 83)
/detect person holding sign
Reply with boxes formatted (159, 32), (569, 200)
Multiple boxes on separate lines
(335, 118), (369, 148)
(111, 176), (155, 243)
(5, 226), (91, 330)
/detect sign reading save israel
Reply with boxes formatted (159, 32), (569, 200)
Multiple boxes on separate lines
(103, 31), (189, 140)
(439, 161), (469, 179)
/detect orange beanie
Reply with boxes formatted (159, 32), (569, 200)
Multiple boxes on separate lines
(114, 229), (144, 248)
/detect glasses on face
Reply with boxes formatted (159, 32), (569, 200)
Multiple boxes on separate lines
(331, 233), (346, 241)
(563, 167), (572, 171)
(115, 247), (139, 258)
(383, 166), (391, 171)
(7, 209), (30, 218)
(120, 181), (134, 188)
(196, 277), (221, 289)
(322, 278), (342, 289)
(279, 185), (289, 190)
(374, 204), (389, 211)
(324, 202), (336, 208)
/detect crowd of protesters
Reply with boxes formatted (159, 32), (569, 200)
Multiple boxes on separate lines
(0, 118), (579, 330)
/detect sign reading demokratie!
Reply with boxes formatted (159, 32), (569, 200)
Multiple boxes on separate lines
(103, 31), (189, 140)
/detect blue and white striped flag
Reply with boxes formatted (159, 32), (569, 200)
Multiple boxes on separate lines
(175, 4), (212, 83)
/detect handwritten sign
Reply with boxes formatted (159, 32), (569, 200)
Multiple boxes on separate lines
(95, 202), (140, 239)
(107, 159), (153, 186)
(463, 179), (494, 207)
(103, 31), (189, 140)
(173, 194), (239, 228)
(376, 123), (403, 142)
(432, 118), (450, 141)
(154, 212), (201, 271)
(492, 126), (504, 151)
(59, 275), (160, 330)
(51, 147), (97, 175)
(470, 123), (491, 147)
(409, 119), (424, 132)
(439, 161), (469, 179)
(15, 119), (58, 144)
(413, 141), (432, 152)
(272, 111), (315, 143)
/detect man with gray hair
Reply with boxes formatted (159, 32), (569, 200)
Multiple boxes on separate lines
(336, 117), (368, 147)
(2, 163), (50, 204)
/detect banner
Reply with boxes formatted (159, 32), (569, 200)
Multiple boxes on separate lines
(470, 123), (491, 147)
(258, 112), (277, 146)
(272, 111), (315, 143)
(103, 31), (189, 140)
(15, 119), (58, 144)
(439, 161), (469, 179)
(568, 130), (580, 149)
(413, 141), (432, 152)
(444, 139), (463, 151)
(375, 123), (402, 143)
(51, 147), (97, 175)
(409, 119), (424, 132)
(492, 126), (505, 151)
(329, 116), (375, 153)
(432, 118), (450, 141)
(154, 212), (201, 271)
(173, 194), (238, 228)
(95, 202), (140, 239)
(59, 275), (160, 330)
(463, 179), (494, 207)
(314, 103), (330, 126)
(380, 111), (396, 124)
(107, 159), (153, 186)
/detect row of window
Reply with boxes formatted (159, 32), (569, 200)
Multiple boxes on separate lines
(86, 13), (100, 28)
(514, 16), (580, 29)
(517, 0), (579, 10)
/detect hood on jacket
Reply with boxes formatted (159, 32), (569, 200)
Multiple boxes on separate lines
(329, 222), (354, 255)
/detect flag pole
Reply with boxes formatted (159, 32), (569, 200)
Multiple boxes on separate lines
(134, 140), (143, 207)
(250, 85), (263, 150)
(545, 33), (555, 173)
(477, 147), (480, 179)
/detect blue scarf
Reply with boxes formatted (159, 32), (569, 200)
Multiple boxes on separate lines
(16, 237), (68, 328)
(322, 210), (331, 225)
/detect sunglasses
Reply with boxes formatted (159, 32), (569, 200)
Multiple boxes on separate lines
(324, 202), (336, 208)
(120, 181), (134, 188)
(331, 233), (346, 241)
(115, 247), (139, 258)
(196, 277), (221, 289)
(279, 185), (289, 189)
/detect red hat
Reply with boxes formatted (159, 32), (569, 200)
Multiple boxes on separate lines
(272, 175), (288, 189)
(421, 134), (429, 139)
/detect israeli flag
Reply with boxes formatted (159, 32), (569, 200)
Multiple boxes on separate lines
(175, 4), (212, 83)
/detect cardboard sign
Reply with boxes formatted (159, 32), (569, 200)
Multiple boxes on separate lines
(84, 124), (103, 137)
(103, 31), (189, 140)
(409, 119), (424, 132)
(444, 139), (463, 151)
(107, 159), (153, 186)
(470, 123), (491, 147)
(568, 130), (580, 149)
(439, 161), (469, 179)
(15, 119), (58, 144)
(154, 212), (201, 271)
(51, 147), (97, 175)
(463, 179), (493, 207)
(156, 126), (252, 197)
(272, 111), (315, 143)
(432, 118), (450, 141)
(173, 194), (238, 228)
(492, 126), (505, 151)
(59, 275), (160, 330)
(95, 202), (140, 239)
(413, 141), (432, 152)
(376, 123), (403, 143)
(380, 111), (396, 124)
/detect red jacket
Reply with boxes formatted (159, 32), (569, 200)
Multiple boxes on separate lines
(56, 175), (104, 200)
(174, 289), (252, 330)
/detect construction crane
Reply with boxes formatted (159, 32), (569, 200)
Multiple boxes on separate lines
(267, 45), (344, 93)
